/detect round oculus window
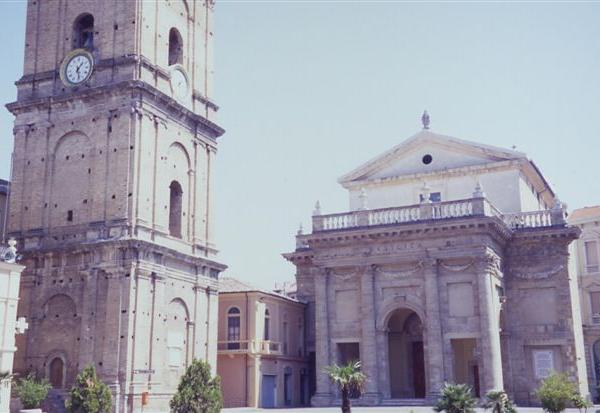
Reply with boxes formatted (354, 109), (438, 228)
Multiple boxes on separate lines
(422, 154), (433, 165)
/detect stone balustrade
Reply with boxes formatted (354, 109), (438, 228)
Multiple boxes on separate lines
(311, 197), (566, 233)
(217, 340), (282, 355)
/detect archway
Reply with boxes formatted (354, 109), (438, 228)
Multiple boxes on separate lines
(49, 357), (64, 388)
(387, 308), (425, 398)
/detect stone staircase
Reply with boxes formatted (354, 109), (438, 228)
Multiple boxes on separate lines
(42, 389), (68, 413)
(380, 398), (428, 406)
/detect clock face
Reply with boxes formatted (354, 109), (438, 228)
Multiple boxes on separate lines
(62, 51), (93, 86)
(170, 68), (189, 99)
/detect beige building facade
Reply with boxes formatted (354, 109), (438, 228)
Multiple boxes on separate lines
(570, 206), (600, 401)
(285, 125), (588, 406)
(6, 1), (224, 412)
(217, 278), (308, 409)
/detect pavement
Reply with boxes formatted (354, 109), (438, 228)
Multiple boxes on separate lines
(222, 408), (596, 413)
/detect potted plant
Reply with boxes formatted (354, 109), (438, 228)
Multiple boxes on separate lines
(170, 359), (222, 413)
(65, 365), (112, 413)
(324, 360), (366, 413)
(14, 374), (51, 413)
(434, 383), (476, 413)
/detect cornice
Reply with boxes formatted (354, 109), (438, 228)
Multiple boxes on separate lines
(341, 159), (522, 190)
(304, 215), (512, 247)
(12, 54), (219, 111)
(6, 80), (224, 140)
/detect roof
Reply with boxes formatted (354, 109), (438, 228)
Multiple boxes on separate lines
(219, 277), (257, 293)
(219, 277), (302, 303)
(569, 206), (600, 223)
(338, 129), (527, 185)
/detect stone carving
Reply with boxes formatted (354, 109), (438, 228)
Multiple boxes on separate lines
(440, 260), (474, 272)
(375, 261), (423, 278)
(513, 265), (564, 280)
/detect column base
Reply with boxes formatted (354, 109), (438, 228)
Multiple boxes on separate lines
(311, 392), (333, 407)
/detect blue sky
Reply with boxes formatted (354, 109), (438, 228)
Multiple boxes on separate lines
(1, 1), (599, 288)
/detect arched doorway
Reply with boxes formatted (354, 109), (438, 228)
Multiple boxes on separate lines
(49, 357), (64, 388)
(388, 308), (426, 398)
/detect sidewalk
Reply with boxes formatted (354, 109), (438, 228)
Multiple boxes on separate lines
(223, 408), (595, 413)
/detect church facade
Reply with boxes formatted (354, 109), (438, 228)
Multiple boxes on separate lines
(285, 124), (589, 406)
(6, 1), (224, 412)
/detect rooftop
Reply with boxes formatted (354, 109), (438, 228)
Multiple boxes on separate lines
(569, 206), (600, 223)
(219, 277), (301, 303)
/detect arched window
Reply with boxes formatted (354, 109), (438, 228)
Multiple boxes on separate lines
(73, 14), (94, 50)
(227, 307), (241, 350)
(264, 309), (270, 341)
(169, 180), (183, 238)
(168, 28), (183, 66)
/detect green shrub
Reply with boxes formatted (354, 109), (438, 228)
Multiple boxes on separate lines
(536, 373), (577, 413)
(434, 383), (476, 413)
(65, 365), (112, 413)
(483, 390), (517, 413)
(169, 359), (222, 413)
(571, 393), (591, 413)
(14, 374), (51, 409)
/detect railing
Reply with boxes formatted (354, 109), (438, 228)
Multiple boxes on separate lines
(368, 206), (420, 225)
(312, 197), (566, 233)
(503, 210), (554, 229)
(217, 340), (283, 355)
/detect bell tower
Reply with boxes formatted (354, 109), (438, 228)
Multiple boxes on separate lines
(7, 1), (225, 411)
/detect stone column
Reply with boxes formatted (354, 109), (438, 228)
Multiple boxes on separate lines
(312, 268), (332, 406)
(423, 259), (444, 401)
(477, 255), (504, 393)
(360, 265), (381, 404)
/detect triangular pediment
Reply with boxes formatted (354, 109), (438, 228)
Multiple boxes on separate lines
(339, 130), (526, 186)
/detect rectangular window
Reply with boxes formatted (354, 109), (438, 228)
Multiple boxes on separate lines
(533, 350), (554, 379)
(227, 316), (241, 350)
(67, 210), (73, 222)
(591, 292), (600, 316)
(420, 192), (441, 203)
(585, 241), (599, 273)
(283, 321), (288, 355)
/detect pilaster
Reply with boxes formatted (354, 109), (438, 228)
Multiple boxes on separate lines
(423, 258), (444, 401)
(312, 267), (332, 406)
(359, 265), (381, 404)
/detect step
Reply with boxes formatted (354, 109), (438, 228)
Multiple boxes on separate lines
(380, 398), (427, 406)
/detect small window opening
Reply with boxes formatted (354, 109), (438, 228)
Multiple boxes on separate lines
(169, 180), (183, 238)
(168, 28), (183, 66)
(67, 210), (73, 222)
(422, 154), (433, 165)
(73, 14), (94, 50)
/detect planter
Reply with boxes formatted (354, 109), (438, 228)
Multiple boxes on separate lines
(20, 409), (42, 413)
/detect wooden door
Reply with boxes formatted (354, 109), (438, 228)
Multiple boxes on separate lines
(49, 358), (64, 388)
(412, 341), (426, 398)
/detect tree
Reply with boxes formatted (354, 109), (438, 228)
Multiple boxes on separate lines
(536, 373), (577, 413)
(14, 374), (51, 410)
(324, 360), (366, 413)
(434, 383), (476, 413)
(65, 365), (112, 413)
(169, 359), (222, 413)
(483, 390), (517, 413)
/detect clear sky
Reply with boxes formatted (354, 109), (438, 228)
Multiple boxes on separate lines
(1, 1), (599, 289)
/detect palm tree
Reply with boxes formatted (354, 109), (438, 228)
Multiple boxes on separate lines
(324, 360), (366, 413)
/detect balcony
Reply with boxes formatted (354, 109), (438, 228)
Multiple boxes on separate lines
(217, 340), (283, 356)
(310, 196), (567, 233)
